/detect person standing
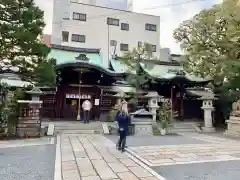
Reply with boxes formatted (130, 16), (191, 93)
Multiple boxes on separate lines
(82, 99), (92, 124)
(116, 101), (130, 152)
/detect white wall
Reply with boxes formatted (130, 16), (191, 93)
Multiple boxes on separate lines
(71, 0), (128, 10)
(52, 1), (160, 67)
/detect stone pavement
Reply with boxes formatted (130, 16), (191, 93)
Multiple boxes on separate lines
(0, 137), (55, 180)
(0, 137), (54, 149)
(127, 133), (240, 166)
(58, 134), (164, 180)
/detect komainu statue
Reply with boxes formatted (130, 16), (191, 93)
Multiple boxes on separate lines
(231, 100), (240, 117)
(225, 99), (240, 137)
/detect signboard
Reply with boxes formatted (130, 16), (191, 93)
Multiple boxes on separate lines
(94, 99), (100, 105)
(66, 94), (91, 99)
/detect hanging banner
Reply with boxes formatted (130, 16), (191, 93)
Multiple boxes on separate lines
(66, 94), (91, 99)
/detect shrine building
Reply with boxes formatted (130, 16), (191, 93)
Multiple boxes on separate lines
(39, 44), (211, 121)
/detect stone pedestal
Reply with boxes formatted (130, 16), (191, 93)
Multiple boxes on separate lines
(114, 91), (125, 106)
(130, 109), (153, 135)
(17, 100), (42, 137)
(225, 100), (240, 137)
(225, 116), (240, 137)
(199, 97), (216, 133)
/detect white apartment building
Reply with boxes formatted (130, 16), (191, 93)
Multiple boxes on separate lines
(52, 0), (160, 67)
(71, 0), (128, 10)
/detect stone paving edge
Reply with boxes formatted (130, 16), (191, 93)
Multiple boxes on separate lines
(54, 135), (62, 180)
(125, 148), (166, 180)
(126, 148), (153, 166)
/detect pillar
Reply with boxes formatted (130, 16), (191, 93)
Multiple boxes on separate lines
(201, 100), (215, 132)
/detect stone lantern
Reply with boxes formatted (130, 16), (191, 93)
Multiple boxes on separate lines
(16, 87), (43, 137)
(114, 91), (125, 106)
(26, 87), (43, 101)
(144, 91), (159, 122)
(198, 94), (216, 132)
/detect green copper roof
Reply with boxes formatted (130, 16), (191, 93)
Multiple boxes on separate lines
(110, 59), (209, 82)
(110, 59), (136, 74)
(48, 49), (107, 69)
(0, 79), (32, 87)
(140, 63), (208, 82)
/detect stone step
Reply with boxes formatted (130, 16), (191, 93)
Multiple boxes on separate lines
(170, 128), (196, 133)
(169, 122), (198, 133)
(42, 121), (103, 134)
(55, 126), (101, 130)
(57, 129), (102, 134)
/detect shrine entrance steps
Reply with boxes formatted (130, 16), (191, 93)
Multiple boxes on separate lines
(169, 121), (200, 133)
(42, 121), (103, 134)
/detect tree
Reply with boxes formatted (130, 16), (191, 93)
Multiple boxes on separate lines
(173, 0), (240, 87)
(119, 43), (156, 106)
(173, 0), (240, 122)
(0, 0), (50, 81)
(34, 58), (57, 87)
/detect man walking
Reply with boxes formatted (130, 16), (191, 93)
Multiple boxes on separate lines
(82, 99), (92, 124)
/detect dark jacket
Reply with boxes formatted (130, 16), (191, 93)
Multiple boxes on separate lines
(116, 111), (130, 132)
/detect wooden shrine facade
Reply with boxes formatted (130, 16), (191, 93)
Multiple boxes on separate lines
(39, 60), (211, 121)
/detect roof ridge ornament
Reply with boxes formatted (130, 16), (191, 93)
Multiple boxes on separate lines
(168, 69), (186, 76)
(75, 54), (89, 61)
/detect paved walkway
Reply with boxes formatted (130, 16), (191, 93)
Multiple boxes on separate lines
(0, 137), (55, 180)
(127, 133), (240, 167)
(57, 134), (164, 180)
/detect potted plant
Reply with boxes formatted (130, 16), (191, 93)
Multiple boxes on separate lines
(157, 100), (171, 135)
(160, 119), (168, 135)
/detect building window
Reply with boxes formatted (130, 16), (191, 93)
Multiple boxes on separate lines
(62, 31), (69, 42)
(145, 23), (157, 31)
(152, 45), (156, 52)
(138, 41), (142, 47)
(121, 23), (129, 31)
(71, 34), (85, 43)
(73, 12), (86, 21)
(107, 17), (119, 26)
(120, 43), (129, 51)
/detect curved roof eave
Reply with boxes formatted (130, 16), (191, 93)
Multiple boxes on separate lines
(56, 62), (125, 77)
(139, 63), (211, 84)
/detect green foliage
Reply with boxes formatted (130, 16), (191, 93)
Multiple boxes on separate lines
(0, 82), (26, 134)
(8, 88), (26, 128)
(119, 44), (156, 105)
(173, 0), (240, 121)
(0, 83), (9, 132)
(157, 101), (171, 129)
(173, 0), (240, 85)
(0, 0), (50, 81)
(34, 58), (57, 86)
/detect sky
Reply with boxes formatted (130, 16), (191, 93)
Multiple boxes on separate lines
(35, 0), (222, 54)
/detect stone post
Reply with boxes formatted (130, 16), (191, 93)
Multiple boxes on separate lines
(146, 92), (159, 122)
(199, 95), (216, 132)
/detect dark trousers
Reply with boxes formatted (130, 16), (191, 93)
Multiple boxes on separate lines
(83, 110), (90, 123)
(117, 130), (126, 150)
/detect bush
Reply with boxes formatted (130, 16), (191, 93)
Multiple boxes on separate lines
(157, 100), (171, 129)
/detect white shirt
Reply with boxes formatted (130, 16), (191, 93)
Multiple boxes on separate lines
(82, 100), (92, 111)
